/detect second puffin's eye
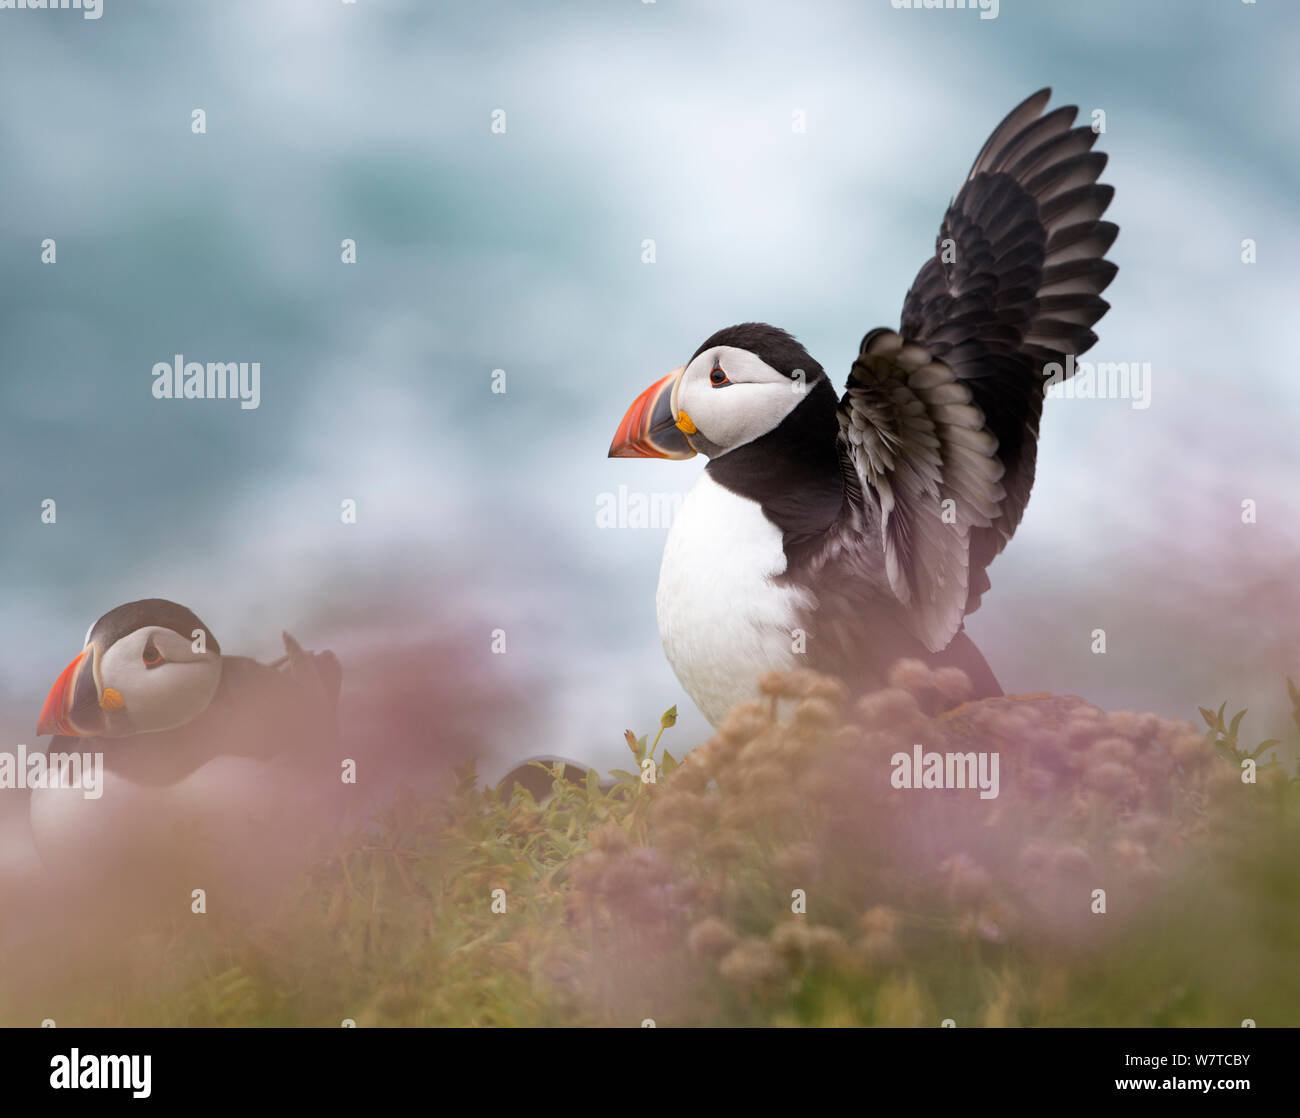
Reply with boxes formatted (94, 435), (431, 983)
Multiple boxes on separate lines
(142, 638), (164, 668)
(709, 364), (731, 387)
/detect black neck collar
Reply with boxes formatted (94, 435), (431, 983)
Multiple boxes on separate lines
(705, 378), (845, 568)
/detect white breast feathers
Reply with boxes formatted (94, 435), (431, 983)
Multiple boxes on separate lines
(656, 473), (814, 726)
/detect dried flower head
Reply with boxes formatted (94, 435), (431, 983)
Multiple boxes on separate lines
(888, 658), (937, 697)
(856, 688), (923, 731)
(687, 916), (737, 960)
(718, 937), (784, 987)
(770, 921), (814, 967)
(932, 667), (973, 706)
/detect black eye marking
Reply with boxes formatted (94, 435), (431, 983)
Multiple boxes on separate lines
(142, 637), (164, 669)
(709, 363), (731, 387)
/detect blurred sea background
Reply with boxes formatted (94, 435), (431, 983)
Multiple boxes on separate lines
(1, 0), (1297, 792)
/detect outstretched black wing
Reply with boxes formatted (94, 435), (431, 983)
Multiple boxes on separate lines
(837, 88), (1117, 652)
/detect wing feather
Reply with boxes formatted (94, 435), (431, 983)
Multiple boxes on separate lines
(836, 89), (1118, 650)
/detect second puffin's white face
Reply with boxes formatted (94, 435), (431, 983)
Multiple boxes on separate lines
(97, 626), (223, 737)
(674, 345), (809, 457)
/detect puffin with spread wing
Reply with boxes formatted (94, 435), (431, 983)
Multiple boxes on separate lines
(609, 89), (1118, 726)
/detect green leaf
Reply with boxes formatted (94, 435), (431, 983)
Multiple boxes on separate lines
(1198, 707), (1217, 728)
(662, 749), (678, 776)
(609, 769), (640, 787)
(1228, 709), (1246, 740)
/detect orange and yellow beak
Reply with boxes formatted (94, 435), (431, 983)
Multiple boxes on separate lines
(608, 367), (697, 460)
(37, 645), (115, 738)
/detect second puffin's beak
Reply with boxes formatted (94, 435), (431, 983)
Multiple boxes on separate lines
(608, 367), (697, 460)
(37, 645), (109, 738)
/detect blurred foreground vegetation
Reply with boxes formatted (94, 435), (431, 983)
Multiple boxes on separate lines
(3, 668), (1298, 1027)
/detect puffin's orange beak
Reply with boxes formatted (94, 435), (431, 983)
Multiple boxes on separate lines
(37, 646), (106, 738)
(608, 367), (697, 460)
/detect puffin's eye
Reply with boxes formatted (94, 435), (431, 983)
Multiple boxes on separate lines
(142, 639), (164, 669)
(709, 364), (731, 387)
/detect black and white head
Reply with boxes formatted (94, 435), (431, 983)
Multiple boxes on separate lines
(608, 323), (832, 460)
(38, 599), (223, 738)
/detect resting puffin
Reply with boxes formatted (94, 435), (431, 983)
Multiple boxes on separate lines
(36, 598), (340, 783)
(609, 89), (1118, 727)
(29, 598), (343, 915)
